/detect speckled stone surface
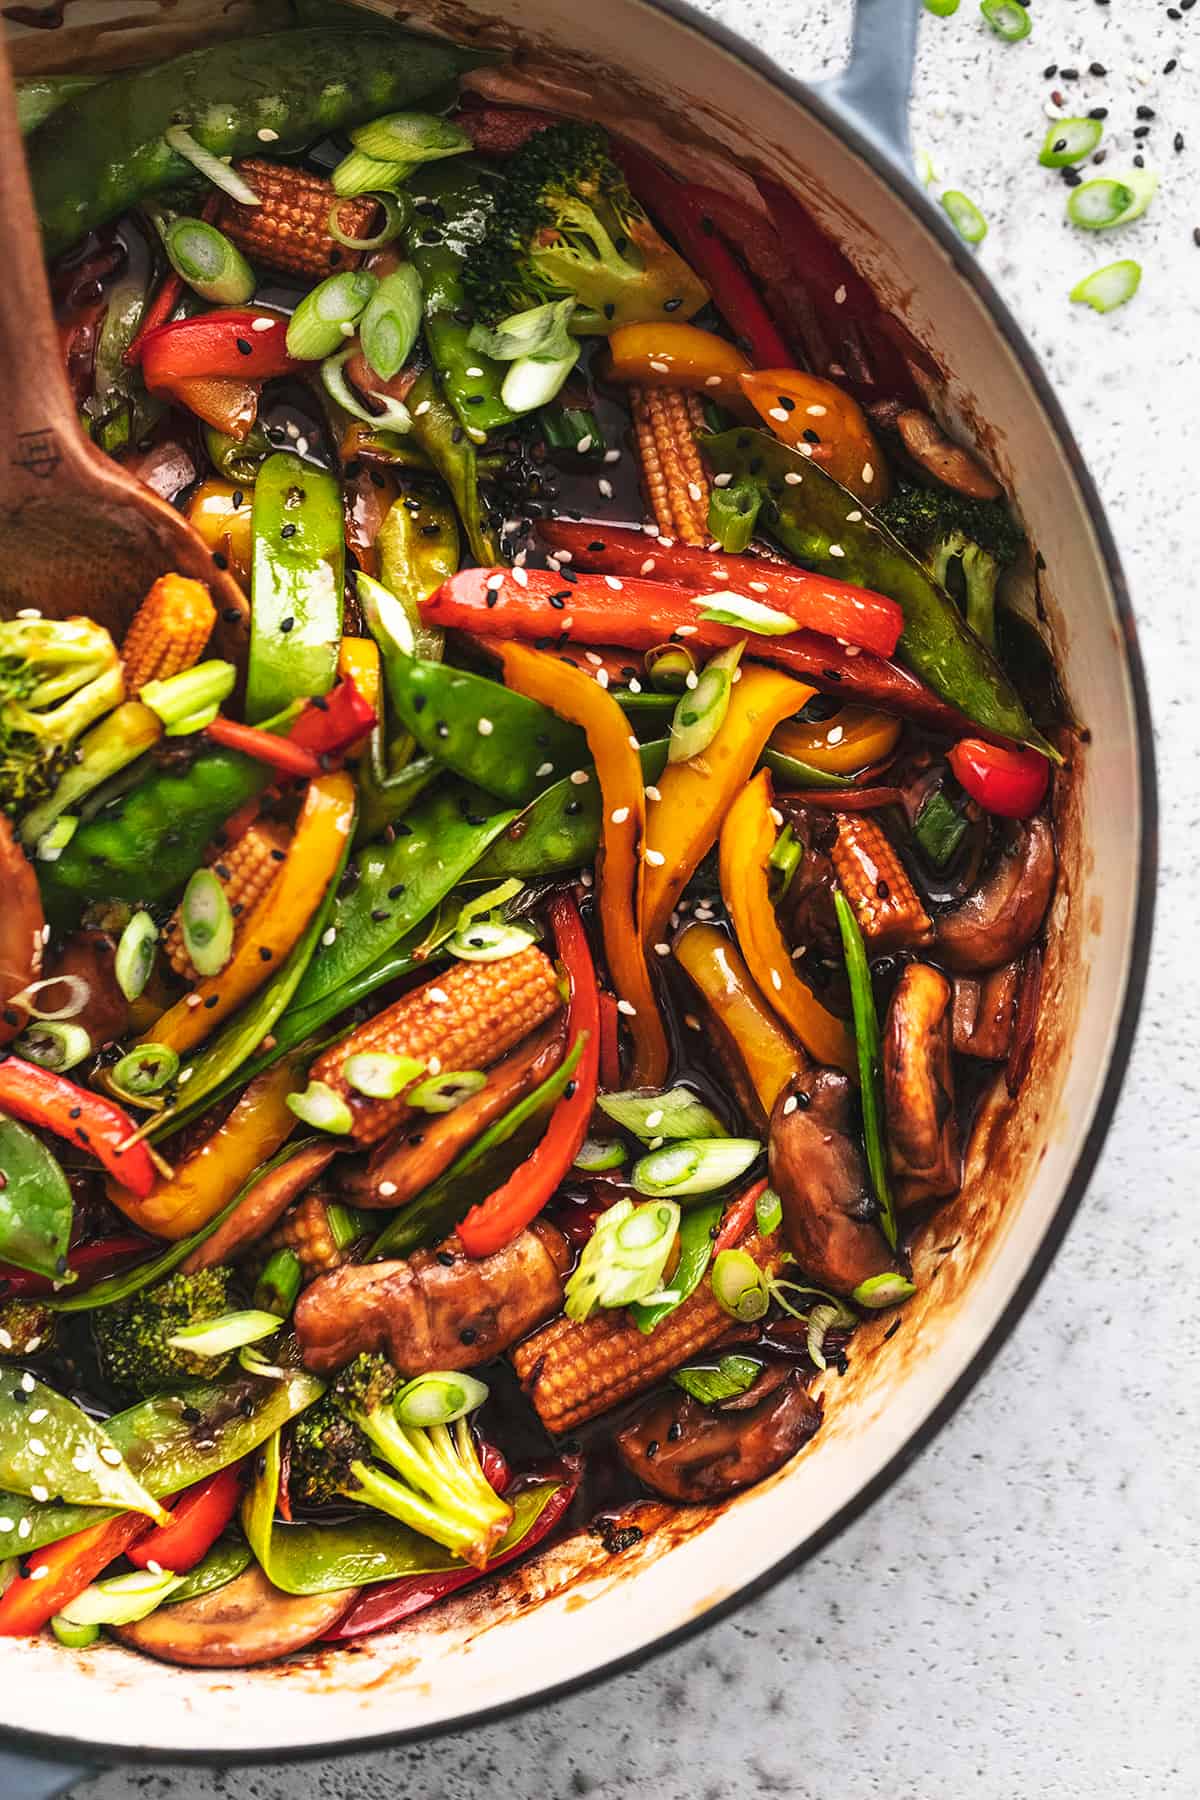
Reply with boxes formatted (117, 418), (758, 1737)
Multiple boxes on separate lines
(67, 5), (1196, 1795)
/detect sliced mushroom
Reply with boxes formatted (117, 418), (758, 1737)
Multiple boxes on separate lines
(895, 409), (1002, 501)
(952, 962), (1020, 1060)
(936, 814), (1056, 973)
(0, 815), (43, 1045)
(183, 1140), (337, 1273)
(113, 1565), (356, 1667)
(616, 1364), (821, 1502)
(768, 1067), (893, 1295)
(44, 927), (130, 1050)
(883, 963), (960, 1209)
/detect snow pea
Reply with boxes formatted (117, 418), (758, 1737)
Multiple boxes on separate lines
(29, 27), (484, 258)
(0, 1367), (322, 1560)
(0, 1374), (164, 1522)
(165, 1531), (251, 1605)
(760, 747), (856, 792)
(17, 75), (99, 136)
(290, 779), (516, 1010)
(703, 428), (1054, 757)
(385, 653), (588, 805)
(406, 161), (516, 437)
(0, 1118), (73, 1281)
(247, 453), (345, 723)
(355, 746), (440, 849)
(476, 740), (670, 878)
(405, 369), (500, 566)
(377, 491), (458, 662)
(630, 1198), (723, 1334)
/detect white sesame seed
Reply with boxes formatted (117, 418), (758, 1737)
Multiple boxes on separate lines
(0, 1518), (11, 1532)
(769, 807), (784, 827)
(28, 1438), (47, 1458)
(486, 571), (505, 591)
(783, 1095), (799, 1116)
(29, 1564), (49, 1580)
(784, 471), (803, 485)
(429, 986), (449, 1005)
(685, 670), (699, 690)
(295, 437), (309, 458)
(844, 644), (862, 658)
(616, 999), (637, 1017)
(477, 717), (494, 736)
(16, 608), (41, 620)
(186, 993), (203, 1008)
(511, 565), (528, 588)
(604, 449), (621, 463)
(676, 624), (699, 637)
(0, 1331), (11, 1351)
(378, 1181), (398, 1198)
(628, 734), (640, 750)
(645, 848), (666, 866)
(806, 403), (828, 417)
(770, 969), (783, 991)
(748, 580), (768, 594)
(768, 407), (789, 423)
(147, 1559), (163, 1576)
(285, 420), (300, 440)
(340, 320), (356, 338)
(467, 428), (487, 444)
(628, 678), (643, 694)
(861, 462), (875, 485)
(555, 549), (573, 563)
(798, 443), (814, 458)
(649, 359), (671, 374)
(596, 669), (609, 688)
(99, 1446), (123, 1467)
(18, 1519), (31, 1540)
(570, 769), (590, 785)
(648, 1136), (665, 1151)
(610, 806), (630, 824)
(645, 784), (661, 801)
(645, 1109), (665, 1129)
(712, 472), (733, 488)
(535, 760), (554, 777)
(427, 1056), (442, 1075)
(257, 127), (280, 142)
(20, 1373), (34, 1393)
(576, 435), (593, 454)
(598, 479), (614, 499)
(640, 557), (656, 575)
(321, 927), (337, 948)
(30, 1486), (48, 1503)
(466, 367), (484, 378)
(251, 317), (275, 332)
(654, 942), (671, 957)
(846, 510), (863, 523)
(827, 724), (844, 745)
(834, 284), (847, 305)
(72, 1454), (91, 1472)
(704, 374), (723, 387)
(605, 575), (624, 591)
(585, 651), (604, 667)
(579, 869), (593, 888)
(829, 544), (846, 558)
(414, 399), (432, 416)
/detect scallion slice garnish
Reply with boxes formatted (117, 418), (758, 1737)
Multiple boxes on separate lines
(7, 974), (90, 1022)
(1037, 117), (1103, 168)
(57, 1568), (184, 1629)
(331, 148), (409, 198)
(468, 297), (577, 364)
(500, 349), (578, 415)
(164, 217), (255, 304)
(573, 1137), (628, 1173)
(446, 918), (538, 963)
(180, 868), (234, 978)
(668, 640), (743, 764)
(851, 1272), (918, 1310)
(35, 814), (78, 863)
(1066, 170), (1158, 231)
(328, 190), (409, 251)
(941, 190), (989, 245)
(693, 590), (796, 636)
(286, 1079), (355, 1134)
(393, 1369), (489, 1428)
(407, 1070), (488, 1113)
(349, 110), (472, 166)
(564, 1197), (681, 1320)
(597, 1086), (726, 1143)
(1069, 259), (1142, 313)
(645, 643), (697, 690)
(755, 1185), (783, 1236)
(630, 1137), (762, 1197)
(710, 1248), (772, 1323)
(13, 1021), (92, 1073)
(163, 125), (261, 205)
(671, 1353), (761, 1405)
(286, 270), (379, 362)
(913, 787), (968, 867)
(114, 911), (157, 1002)
(359, 264), (424, 382)
(112, 1043), (180, 1098)
(707, 479), (762, 555)
(979, 0), (1031, 39)
(342, 1051), (425, 1099)
(321, 344), (413, 432)
(166, 1309), (284, 1357)
(139, 659), (236, 735)
(50, 1616), (100, 1650)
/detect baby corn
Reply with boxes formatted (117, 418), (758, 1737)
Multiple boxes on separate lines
(630, 385), (711, 544)
(831, 813), (933, 950)
(120, 573), (215, 690)
(217, 161), (378, 277)
(162, 820), (291, 981)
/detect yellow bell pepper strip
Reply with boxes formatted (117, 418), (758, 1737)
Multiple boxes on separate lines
(605, 322), (754, 410)
(738, 370), (891, 505)
(769, 704), (902, 776)
(106, 1055), (305, 1240)
(642, 664), (814, 946)
(673, 923), (804, 1120)
(143, 769), (355, 1059)
(495, 643), (668, 1087)
(719, 770), (855, 1074)
(185, 480), (253, 588)
(335, 637), (380, 759)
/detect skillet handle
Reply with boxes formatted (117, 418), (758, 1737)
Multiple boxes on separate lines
(816, 0), (922, 171)
(0, 1750), (96, 1798)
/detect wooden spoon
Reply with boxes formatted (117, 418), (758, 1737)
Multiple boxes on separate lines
(0, 34), (249, 654)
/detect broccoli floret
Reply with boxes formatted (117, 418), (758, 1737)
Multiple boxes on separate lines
(0, 1296), (56, 1360)
(877, 481), (1024, 651)
(0, 617), (123, 820)
(92, 1266), (240, 1396)
(462, 122), (708, 333)
(289, 1353), (511, 1568)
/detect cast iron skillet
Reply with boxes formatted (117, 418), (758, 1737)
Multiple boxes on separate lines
(0, 0), (1156, 1786)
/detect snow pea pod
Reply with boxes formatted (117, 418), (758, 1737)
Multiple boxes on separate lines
(405, 369), (500, 566)
(377, 491), (458, 662)
(354, 747), (440, 849)
(0, 1374), (165, 1522)
(385, 653), (589, 805)
(17, 75), (99, 136)
(0, 1117), (73, 1281)
(247, 453), (345, 722)
(29, 27), (485, 259)
(165, 1531), (251, 1605)
(760, 747), (856, 792)
(476, 740), (670, 878)
(703, 428), (1054, 757)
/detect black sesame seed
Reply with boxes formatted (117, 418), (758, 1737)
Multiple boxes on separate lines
(232, 488), (244, 509)
(258, 946), (273, 962)
(387, 883), (405, 899)
(548, 594), (566, 610)
(235, 337), (252, 356)
(465, 394), (485, 406)
(1165, 59), (1178, 74)
(485, 592), (498, 608)
(1136, 105), (1155, 120)
(1089, 61), (1106, 76)
(876, 879), (890, 899)
(413, 693), (426, 713)
(1059, 67), (1079, 81)
(802, 428), (820, 444)
(1133, 153), (1146, 168)
(459, 1327), (478, 1345)
(1175, 133), (1186, 153)
(203, 994), (219, 1009)
(1042, 63), (1057, 78)
(1062, 167), (1083, 186)
(1088, 106), (1107, 120)
(1133, 127), (1150, 140)
(280, 616), (295, 633)
(211, 551), (228, 570)
(222, 606), (241, 623)
(777, 395), (795, 413)
(370, 907), (389, 923)
(280, 522), (297, 539)
(437, 1251), (455, 1267)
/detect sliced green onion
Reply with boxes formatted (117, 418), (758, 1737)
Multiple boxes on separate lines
(51, 1616), (101, 1650)
(468, 297), (576, 364)
(852, 1272), (917, 1310)
(707, 479), (761, 556)
(393, 1369), (488, 1428)
(360, 264), (423, 382)
(13, 1021), (92, 1073)
(36, 814), (78, 863)
(755, 1185), (783, 1236)
(322, 344), (413, 432)
(115, 911), (157, 1001)
(833, 888), (897, 1250)
(1067, 171), (1156, 231)
(538, 404), (606, 457)
(573, 1137), (628, 1172)
(139, 659), (236, 735)
(331, 148), (409, 198)
(164, 217), (255, 304)
(979, 0), (1031, 39)
(446, 918), (538, 962)
(7, 974), (90, 1022)
(356, 570), (416, 660)
(501, 350), (577, 415)
(112, 1043), (180, 1098)
(286, 1079), (355, 1134)
(287, 270), (378, 361)
(453, 880), (526, 932)
(327, 1203), (370, 1253)
(328, 191), (410, 251)
(1069, 259), (1142, 313)
(645, 643), (697, 690)
(669, 640), (743, 764)
(237, 1343), (290, 1380)
(672, 1353), (761, 1405)
(913, 787), (968, 867)
(350, 111), (472, 165)
(407, 1069), (487, 1113)
(564, 1197), (680, 1319)
(941, 190), (989, 245)
(694, 591), (795, 635)
(59, 1567), (184, 1628)
(180, 868), (234, 978)
(1038, 117), (1103, 168)
(598, 1086), (726, 1144)
(166, 1309), (283, 1357)
(806, 1298), (856, 1370)
(254, 1248), (303, 1319)
(710, 1247), (771, 1322)
(631, 1137), (761, 1197)
(768, 823), (803, 899)
(163, 125), (261, 205)
(342, 1051), (425, 1099)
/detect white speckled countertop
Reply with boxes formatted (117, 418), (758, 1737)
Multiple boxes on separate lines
(67, 3), (1196, 1794)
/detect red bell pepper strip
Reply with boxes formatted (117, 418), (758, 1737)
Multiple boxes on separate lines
(285, 676), (378, 759)
(457, 896), (599, 1259)
(204, 717), (324, 780)
(536, 520), (903, 658)
(0, 1234), (155, 1300)
(124, 194), (221, 368)
(139, 310), (298, 388)
(947, 738), (1050, 819)
(0, 1059), (156, 1198)
(714, 1177), (768, 1253)
(616, 144), (792, 369)
(126, 1465), (243, 1574)
(324, 1464), (579, 1641)
(0, 1511), (153, 1637)
(452, 104), (562, 155)
(477, 1438), (512, 1498)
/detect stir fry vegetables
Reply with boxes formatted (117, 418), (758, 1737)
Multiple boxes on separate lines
(3, 25), (1067, 1668)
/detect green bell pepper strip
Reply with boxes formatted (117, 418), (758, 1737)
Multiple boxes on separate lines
(0, 1367), (322, 1561)
(28, 27), (485, 259)
(204, 423), (272, 485)
(17, 75), (100, 137)
(406, 161), (516, 436)
(405, 369), (500, 566)
(630, 1198), (723, 1334)
(475, 740), (670, 879)
(0, 1374), (165, 1523)
(377, 491), (458, 662)
(368, 1036), (584, 1260)
(290, 779), (516, 1011)
(760, 747), (857, 792)
(0, 1117), (74, 1281)
(247, 453), (345, 723)
(164, 1531), (252, 1605)
(385, 653), (589, 805)
(703, 428), (1055, 759)
(243, 1428), (561, 1596)
(832, 888), (897, 1252)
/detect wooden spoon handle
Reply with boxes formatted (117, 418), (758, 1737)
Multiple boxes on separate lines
(0, 34), (90, 505)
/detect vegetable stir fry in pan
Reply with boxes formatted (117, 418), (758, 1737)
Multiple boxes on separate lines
(1, 22), (1064, 1665)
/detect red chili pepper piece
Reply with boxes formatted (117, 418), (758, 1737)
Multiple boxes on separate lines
(947, 738), (1050, 818)
(0, 1512), (153, 1637)
(285, 676), (378, 759)
(0, 1234), (155, 1300)
(204, 716), (324, 780)
(138, 310), (298, 388)
(713, 1177), (768, 1252)
(0, 1059), (156, 1198)
(126, 1464), (244, 1574)
(456, 895), (600, 1259)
